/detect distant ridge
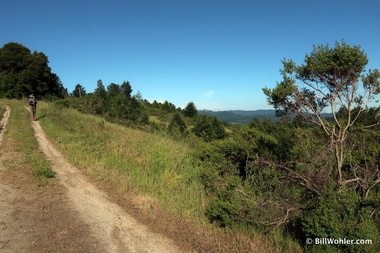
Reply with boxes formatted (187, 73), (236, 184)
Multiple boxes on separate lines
(199, 109), (278, 124)
(199, 109), (335, 125)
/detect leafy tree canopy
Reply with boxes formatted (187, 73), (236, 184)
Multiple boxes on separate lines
(263, 40), (380, 186)
(263, 40), (379, 119)
(183, 101), (198, 118)
(168, 113), (188, 137)
(107, 83), (121, 97)
(193, 114), (227, 142)
(0, 42), (66, 99)
(94, 79), (107, 99)
(71, 84), (87, 98)
(121, 81), (132, 97)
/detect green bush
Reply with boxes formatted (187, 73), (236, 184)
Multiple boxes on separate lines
(168, 113), (188, 137)
(53, 98), (70, 109)
(299, 190), (380, 253)
(206, 190), (240, 228)
(192, 114), (227, 142)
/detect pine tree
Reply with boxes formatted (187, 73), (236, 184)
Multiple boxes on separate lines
(168, 113), (188, 136)
(94, 79), (107, 99)
(183, 102), (198, 118)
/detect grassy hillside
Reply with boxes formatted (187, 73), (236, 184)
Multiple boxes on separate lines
(0, 100), (55, 186)
(38, 102), (205, 217)
(35, 101), (300, 253)
(0, 103), (5, 117)
(7, 99), (378, 252)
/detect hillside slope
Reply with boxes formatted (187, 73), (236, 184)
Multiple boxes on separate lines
(0, 102), (104, 252)
(1, 100), (279, 253)
(0, 101), (186, 253)
(39, 101), (287, 253)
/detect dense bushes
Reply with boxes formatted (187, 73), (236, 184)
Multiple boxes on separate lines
(168, 113), (188, 137)
(192, 114), (228, 142)
(51, 78), (380, 252)
(54, 83), (229, 143)
(194, 113), (380, 252)
(298, 190), (379, 252)
(53, 82), (146, 126)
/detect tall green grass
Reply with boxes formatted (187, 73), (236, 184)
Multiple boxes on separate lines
(0, 100), (54, 186)
(38, 102), (208, 219)
(0, 102), (5, 118)
(37, 102), (302, 252)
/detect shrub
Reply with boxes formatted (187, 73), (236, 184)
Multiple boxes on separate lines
(168, 113), (188, 137)
(299, 190), (380, 253)
(192, 114), (227, 142)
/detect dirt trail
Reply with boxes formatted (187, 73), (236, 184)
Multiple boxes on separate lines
(0, 105), (10, 143)
(31, 120), (184, 253)
(0, 106), (186, 253)
(0, 105), (106, 253)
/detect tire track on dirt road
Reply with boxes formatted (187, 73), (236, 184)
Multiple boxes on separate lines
(0, 105), (10, 144)
(1, 105), (105, 253)
(0, 105), (15, 252)
(31, 117), (185, 253)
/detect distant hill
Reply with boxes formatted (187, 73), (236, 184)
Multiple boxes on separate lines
(199, 110), (335, 125)
(199, 109), (278, 124)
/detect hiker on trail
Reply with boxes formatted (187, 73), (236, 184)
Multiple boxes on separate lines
(28, 94), (37, 121)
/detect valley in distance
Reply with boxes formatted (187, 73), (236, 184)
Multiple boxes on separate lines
(199, 109), (278, 124)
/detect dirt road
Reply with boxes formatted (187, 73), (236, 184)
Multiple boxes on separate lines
(0, 106), (186, 253)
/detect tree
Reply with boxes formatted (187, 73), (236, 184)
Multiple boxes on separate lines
(183, 101), (198, 118)
(133, 91), (144, 102)
(0, 42), (65, 98)
(263, 40), (380, 193)
(107, 83), (121, 97)
(192, 114), (227, 142)
(168, 113), (188, 137)
(211, 117), (228, 140)
(162, 101), (176, 112)
(72, 84), (86, 98)
(94, 79), (107, 99)
(120, 81), (132, 97)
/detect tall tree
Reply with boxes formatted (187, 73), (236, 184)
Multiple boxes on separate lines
(162, 101), (176, 112)
(107, 83), (121, 97)
(263, 40), (380, 192)
(192, 114), (227, 142)
(94, 79), (107, 99)
(183, 101), (198, 118)
(120, 81), (132, 97)
(72, 84), (86, 98)
(0, 42), (65, 98)
(168, 113), (188, 136)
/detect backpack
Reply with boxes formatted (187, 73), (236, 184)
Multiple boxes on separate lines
(28, 97), (36, 106)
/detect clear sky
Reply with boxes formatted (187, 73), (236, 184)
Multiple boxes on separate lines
(1, 0), (380, 110)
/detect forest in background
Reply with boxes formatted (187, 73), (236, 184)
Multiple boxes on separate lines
(199, 109), (279, 124)
(1, 41), (380, 252)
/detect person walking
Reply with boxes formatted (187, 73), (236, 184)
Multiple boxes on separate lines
(28, 94), (37, 121)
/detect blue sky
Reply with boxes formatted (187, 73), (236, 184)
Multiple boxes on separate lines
(1, 0), (380, 110)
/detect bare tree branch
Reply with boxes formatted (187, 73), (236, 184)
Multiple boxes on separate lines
(260, 160), (322, 197)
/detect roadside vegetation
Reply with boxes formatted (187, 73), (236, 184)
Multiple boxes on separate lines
(1, 40), (380, 252)
(0, 100), (55, 186)
(38, 101), (207, 218)
(0, 102), (5, 119)
(38, 101), (287, 252)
